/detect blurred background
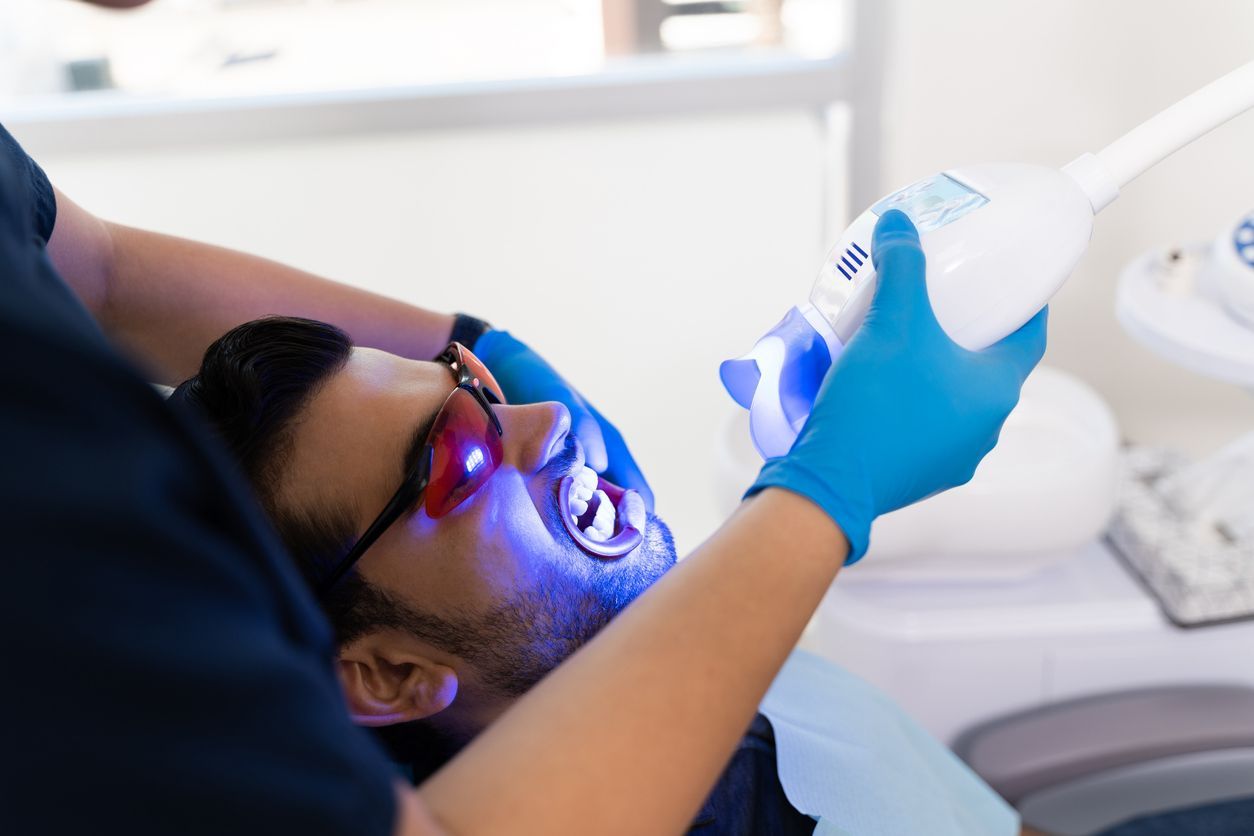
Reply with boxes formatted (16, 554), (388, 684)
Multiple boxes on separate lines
(3, 0), (1254, 552)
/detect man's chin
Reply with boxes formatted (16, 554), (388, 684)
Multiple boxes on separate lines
(643, 512), (678, 572)
(463, 506), (678, 699)
(588, 511), (677, 615)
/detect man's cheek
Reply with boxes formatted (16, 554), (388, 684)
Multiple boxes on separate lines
(476, 481), (561, 559)
(452, 488), (560, 593)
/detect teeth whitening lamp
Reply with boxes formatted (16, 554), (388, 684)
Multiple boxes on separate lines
(722, 60), (1254, 459)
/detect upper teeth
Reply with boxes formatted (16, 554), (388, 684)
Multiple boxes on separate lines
(571, 466), (597, 501)
(567, 466), (616, 537)
(590, 489), (614, 535)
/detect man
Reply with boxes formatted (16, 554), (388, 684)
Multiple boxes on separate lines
(171, 316), (678, 741)
(170, 313), (1026, 835)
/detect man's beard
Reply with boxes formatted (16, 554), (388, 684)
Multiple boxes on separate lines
(398, 436), (677, 698)
(449, 516), (673, 697)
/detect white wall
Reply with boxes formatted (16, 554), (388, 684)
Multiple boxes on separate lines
(18, 0), (1254, 552)
(882, 0), (1254, 456)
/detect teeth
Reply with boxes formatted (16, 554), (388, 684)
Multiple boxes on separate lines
(566, 466), (599, 518)
(590, 489), (615, 535)
(563, 467), (629, 547)
(575, 466), (599, 490)
(619, 489), (646, 534)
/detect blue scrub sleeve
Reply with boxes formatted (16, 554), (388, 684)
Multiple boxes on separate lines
(0, 129), (398, 836)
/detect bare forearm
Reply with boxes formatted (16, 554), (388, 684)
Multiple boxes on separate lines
(417, 488), (847, 835)
(47, 191), (453, 384)
(102, 223), (453, 383)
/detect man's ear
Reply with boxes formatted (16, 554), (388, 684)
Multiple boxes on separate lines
(337, 632), (458, 727)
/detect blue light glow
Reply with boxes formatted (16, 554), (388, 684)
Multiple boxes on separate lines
(464, 447), (486, 475)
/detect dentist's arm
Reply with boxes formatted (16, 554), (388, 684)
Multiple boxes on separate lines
(399, 211), (1047, 835)
(47, 189), (455, 383)
(411, 488), (846, 835)
(46, 188), (653, 503)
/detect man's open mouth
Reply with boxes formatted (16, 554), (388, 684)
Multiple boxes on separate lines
(558, 465), (644, 559)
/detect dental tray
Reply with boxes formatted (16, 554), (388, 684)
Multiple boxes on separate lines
(1108, 447), (1254, 627)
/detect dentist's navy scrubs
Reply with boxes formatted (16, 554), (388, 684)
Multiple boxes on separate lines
(0, 127), (397, 833)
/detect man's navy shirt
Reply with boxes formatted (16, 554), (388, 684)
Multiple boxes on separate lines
(397, 708), (815, 834)
(0, 124), (396, 835)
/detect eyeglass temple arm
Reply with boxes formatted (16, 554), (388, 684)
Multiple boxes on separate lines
(317, 452), (431, 595)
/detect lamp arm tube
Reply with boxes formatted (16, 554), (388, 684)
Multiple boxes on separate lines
(1095, 58), (1254, 190)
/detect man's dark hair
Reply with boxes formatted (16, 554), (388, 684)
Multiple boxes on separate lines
(171, 316), (407, 647)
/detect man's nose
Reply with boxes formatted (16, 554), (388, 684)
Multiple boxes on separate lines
(497, 401), (572, 474)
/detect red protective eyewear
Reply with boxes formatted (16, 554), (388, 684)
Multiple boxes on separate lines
(318, 343), (505, 595)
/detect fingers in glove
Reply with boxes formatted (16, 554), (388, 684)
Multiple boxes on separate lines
(983, 306), (1049, 381)
(866, 210), (938, 338)
(589, 404), (655, 513)
(569, 404), (609, 473)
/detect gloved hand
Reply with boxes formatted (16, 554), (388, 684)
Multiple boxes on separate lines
(748, 209), (1047, 563)
(473, 329), (655, 511)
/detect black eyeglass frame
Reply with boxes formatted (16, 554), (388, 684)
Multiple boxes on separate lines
(316, 343), (503, 596)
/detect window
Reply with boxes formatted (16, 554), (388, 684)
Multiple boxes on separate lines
(0, 0), (846, 103)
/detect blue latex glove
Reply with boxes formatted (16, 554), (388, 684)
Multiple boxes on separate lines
(473, 330), (655, 511)
(748, 209), (1047, 563)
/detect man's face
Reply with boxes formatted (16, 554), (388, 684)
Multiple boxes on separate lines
(279, 347), (675, 707)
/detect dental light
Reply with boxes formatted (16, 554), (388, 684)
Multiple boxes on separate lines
(722, 59), (1254, 459)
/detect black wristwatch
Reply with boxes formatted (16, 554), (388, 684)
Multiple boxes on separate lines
(447, 313), (493, 353)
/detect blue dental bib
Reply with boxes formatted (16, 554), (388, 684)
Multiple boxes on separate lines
(760, 651), (1018, 836)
